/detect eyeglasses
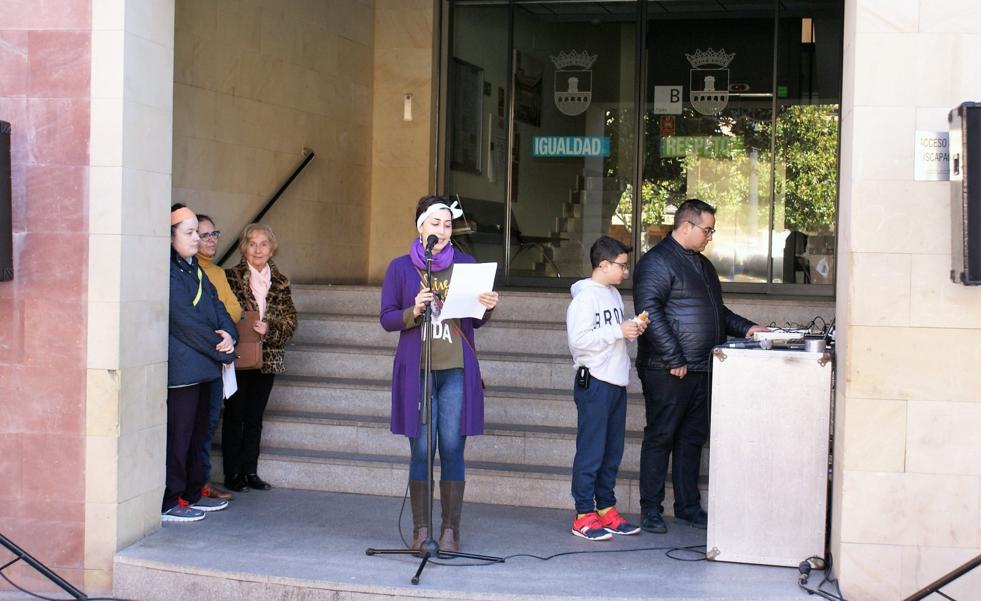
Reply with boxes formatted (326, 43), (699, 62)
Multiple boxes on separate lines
(611, 260), (629, 271)
(199, 230), (221, 240)
(687, 220), (716, 236)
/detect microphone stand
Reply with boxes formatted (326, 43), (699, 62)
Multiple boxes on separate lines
(366, 242), (503, 585)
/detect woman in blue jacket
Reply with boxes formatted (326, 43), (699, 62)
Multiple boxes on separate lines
(163, 204), (238, 523)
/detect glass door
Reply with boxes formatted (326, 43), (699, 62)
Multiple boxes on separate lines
(642, 3), (777, 284)
(507, 1), (638, 282)
(443, 0), (842, 293)
(445, 0), (639, 285)
(641, 0), (841, 292)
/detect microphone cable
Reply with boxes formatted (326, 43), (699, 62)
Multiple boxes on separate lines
(391, 477), (707, 567)
(390, 479), (848, 601)
(797, 554), (847, 601)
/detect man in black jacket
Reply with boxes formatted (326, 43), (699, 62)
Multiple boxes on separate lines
(633, 199), (766, 533)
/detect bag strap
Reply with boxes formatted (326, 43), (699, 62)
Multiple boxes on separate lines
(229, 264), (258, 312)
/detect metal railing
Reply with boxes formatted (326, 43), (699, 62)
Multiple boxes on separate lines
(1, 532), (88, 599)
(903, 553), (980, 601)
(217, 149), (316, 267)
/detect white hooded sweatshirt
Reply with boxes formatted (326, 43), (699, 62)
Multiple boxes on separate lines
(566, 278), (630, 387)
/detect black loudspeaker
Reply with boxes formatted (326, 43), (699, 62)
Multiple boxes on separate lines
(949, 103), (981, 285)
(0, 120), (12, 282)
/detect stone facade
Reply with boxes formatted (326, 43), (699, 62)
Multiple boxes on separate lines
(171, 0), (374, 282)
(2, 0), (981, 598)
(0, 0), (92, 593)
(367, 0), (434, 282)
(831, 1), (981, 598)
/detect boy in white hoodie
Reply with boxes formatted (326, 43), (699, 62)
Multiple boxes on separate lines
(566, 236), (647, 541)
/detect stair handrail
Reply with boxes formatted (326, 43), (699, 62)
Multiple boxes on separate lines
(902, 553), (980, 601)
(0, 531), (88, 599)
(217, 149), (316, 267)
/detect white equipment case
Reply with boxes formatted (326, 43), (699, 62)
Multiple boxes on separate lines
(706, 347), (834, 567)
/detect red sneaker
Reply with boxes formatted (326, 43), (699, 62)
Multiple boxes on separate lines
(597, 507), (641, 535)
(571, 512), (612, 541)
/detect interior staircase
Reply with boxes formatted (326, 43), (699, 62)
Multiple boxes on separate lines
(215, 284), (833, 516)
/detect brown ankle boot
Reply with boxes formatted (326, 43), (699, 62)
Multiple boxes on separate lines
(438, 480), (465, 552)
(409, 480), (429, 550)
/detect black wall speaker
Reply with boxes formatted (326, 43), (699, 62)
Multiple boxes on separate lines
(1, 120), (12, 282)
(949, 103), (981, 285)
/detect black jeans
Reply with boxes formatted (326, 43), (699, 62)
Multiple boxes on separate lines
(163, 384), (210, 511)
(222, 370), (276, 477)
(637, 368), (709, 517)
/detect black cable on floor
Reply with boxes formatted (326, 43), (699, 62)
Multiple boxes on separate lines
(0, 568), (133, 601)
(392, 475), (710, 567)
(798, 554), (847, 601)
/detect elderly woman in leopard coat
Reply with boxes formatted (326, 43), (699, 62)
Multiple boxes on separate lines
(222, 223), (298, 492)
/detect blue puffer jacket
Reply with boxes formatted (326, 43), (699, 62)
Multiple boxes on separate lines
(633, 234), (754, 372)
(168, 249), (238, 387)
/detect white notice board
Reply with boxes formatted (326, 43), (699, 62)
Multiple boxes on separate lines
(914, 130), (950, 181)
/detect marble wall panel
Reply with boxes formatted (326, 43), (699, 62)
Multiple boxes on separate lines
(0, 31), (30, 96)
(833, 2), (981, 595)
(847, 253), (911, 327)
(2, 0), (91, 30)
(910, 253), (981, 329)
(24, 164), (87, 232)
(841, 471), (979, 548)
(848, 180), (949, 255)
(843, 324), (981, 401)
(855, 0), (918, 33)
(906, 401), (981, 477)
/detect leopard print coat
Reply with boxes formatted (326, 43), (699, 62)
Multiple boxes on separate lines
(225, 259), (298, 374)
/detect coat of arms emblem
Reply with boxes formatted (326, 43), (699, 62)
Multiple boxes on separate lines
(550, 50), (597, 117)
(686, 48), (735, 115)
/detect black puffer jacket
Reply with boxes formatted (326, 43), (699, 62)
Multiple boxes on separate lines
(633, 235), (754, 371)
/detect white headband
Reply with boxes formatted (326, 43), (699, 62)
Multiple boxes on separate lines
(416, 201), (463, 230)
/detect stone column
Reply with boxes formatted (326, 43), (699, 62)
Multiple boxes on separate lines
(833, 1), (981, 598)
(84, 0), (174, 591)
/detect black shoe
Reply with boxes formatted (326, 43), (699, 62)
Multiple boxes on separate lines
(674, 508), (708, 529)
(246, 473), (272, 490)
(224, 473), (250, 493)
(641, 511), (667, 534)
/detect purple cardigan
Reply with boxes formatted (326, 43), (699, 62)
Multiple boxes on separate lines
(380, 248), (488, 437)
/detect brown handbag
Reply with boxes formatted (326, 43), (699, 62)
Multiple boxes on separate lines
(235, 310), (263, 370)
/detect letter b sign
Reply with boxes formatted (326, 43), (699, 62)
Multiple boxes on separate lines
(654, 86), (683, 115)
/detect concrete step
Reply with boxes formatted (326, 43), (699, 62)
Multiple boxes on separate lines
(285, 343), (644, 393)
(213, 447), (707, 516)
(292, 284), (836, 329)
(267, 375), (648, 431)
(292, 313), (581, 357)
(258, 410), (707, 475)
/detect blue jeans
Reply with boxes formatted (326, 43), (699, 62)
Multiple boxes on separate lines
(201, 377), (223, 482)
(409, 368), (466, 481)
(571, 375), (627, 514)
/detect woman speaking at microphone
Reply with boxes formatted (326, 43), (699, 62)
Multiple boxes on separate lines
(379, 195), (499, 553)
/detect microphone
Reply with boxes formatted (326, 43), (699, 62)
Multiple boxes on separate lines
(723, 338), (773, 350)
(425, 235), (439, 253)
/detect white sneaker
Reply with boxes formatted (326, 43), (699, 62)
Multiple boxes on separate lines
(162, 504), (206, 523)
(190, 497), (228, 512)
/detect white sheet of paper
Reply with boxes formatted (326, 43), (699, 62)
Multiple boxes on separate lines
(222, 362), (238, 398)
(435, 262), (498, 324)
